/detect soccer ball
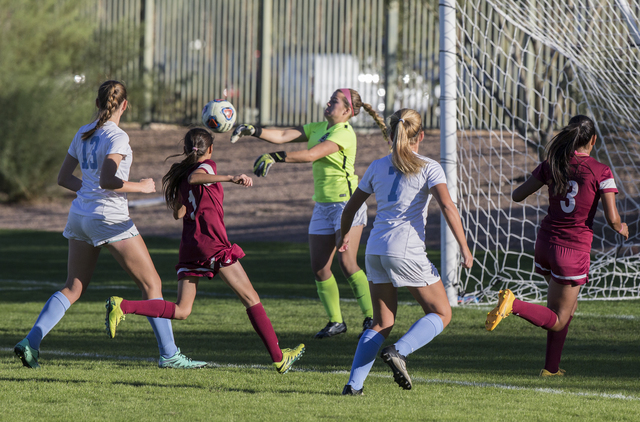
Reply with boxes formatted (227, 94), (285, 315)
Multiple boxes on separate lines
(201, 99), (236, 133)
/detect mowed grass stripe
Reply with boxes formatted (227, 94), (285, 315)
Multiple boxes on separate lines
(3, 347), (639, 402)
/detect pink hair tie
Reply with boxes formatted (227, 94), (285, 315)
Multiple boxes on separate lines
(340, 88), (355, 116)
(192, 147), (198, 151)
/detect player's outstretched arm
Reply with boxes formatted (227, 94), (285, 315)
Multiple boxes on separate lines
(431, 183), (474, 269)
(602, 191), (629, 239)
(188, 171), (253, 187)
(512, 175), (545, 202)
(231, 125), (306, 144)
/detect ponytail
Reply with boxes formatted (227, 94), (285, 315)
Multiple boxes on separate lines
(341, 88), (390, 147)
(82, 80), (127, 140)
(388, 109), (425, 175)
(162, 128), (214, 214)
(545, 115), (595, 196)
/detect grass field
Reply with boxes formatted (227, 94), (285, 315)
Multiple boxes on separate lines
(1, 230), (640, 421)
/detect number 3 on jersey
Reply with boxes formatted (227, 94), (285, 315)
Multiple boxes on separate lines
(561, 180), (578, 213)
(388, 166), (402, 202)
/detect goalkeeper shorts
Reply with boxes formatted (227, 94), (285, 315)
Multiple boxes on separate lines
(308, 201), (367, 235)
(365, 254), (441, 288)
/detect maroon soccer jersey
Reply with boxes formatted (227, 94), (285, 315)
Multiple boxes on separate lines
(177, 159), (243, 266)
(531, 154), (618, 253)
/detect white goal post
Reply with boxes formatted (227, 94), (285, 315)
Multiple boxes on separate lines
(441, 0), (640, 304)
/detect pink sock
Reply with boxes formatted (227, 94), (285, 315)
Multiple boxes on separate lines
(511, 299), (557, 329)
(544, 315), (572, 373)
(120, 299), (176, 319)
(246, 303), (283, 362)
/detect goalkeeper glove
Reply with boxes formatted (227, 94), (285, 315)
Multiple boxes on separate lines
(230, 124), (262, 143)
(253, 151), (287, 177)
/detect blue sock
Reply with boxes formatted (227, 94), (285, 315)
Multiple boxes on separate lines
(146, 298), (178, 358)
(26, 291), (71, 350)
(347, 329), (385, 390)
(395, 313), (444, 357)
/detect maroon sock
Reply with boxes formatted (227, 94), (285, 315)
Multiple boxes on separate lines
(544, 315), (573, 373)
(120, 299), (176, 319)
(246, 303), (283, 362)
(511, 299), (557, 329)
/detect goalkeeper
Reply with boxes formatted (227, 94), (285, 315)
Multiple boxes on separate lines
(231, 88), (386, 340)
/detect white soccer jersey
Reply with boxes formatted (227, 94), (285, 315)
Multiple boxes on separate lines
(359, 153), (447, 259)
(67, 121), (132, 220)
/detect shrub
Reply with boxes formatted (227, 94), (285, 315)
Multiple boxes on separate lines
(0, 0), (106, 201)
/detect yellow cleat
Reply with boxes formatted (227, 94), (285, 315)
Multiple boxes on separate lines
(273, 343), (305, 374)
(105, 296), (125, 339)
(485, 289), (515, 331)
(540, 368), (566, 377)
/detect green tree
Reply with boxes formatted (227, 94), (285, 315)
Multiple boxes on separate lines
(0, 0), (102, 201)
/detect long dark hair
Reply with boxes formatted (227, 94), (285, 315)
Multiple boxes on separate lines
(545, 115), (596, 196)
(387, 109), (425, 175)
(81, 80), (127, 140)
(162, 128), (214, 213)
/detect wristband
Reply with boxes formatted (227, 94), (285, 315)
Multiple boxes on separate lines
(253, 126), (263, 138)
(269, 151), (287, 162)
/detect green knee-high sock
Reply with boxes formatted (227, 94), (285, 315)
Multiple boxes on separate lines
(347, 270), (373, 318)
(315, 275), (343, 323)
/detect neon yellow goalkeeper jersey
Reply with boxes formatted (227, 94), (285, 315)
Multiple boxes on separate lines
(304, 121), (359, 203)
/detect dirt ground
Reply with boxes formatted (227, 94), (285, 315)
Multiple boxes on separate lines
(0, 124), (444, 247)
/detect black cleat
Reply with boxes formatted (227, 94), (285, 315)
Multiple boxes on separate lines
(380, 345), (412, 390)
(342, 384), (364, 395)
(314, 321), (347, 339)
(358, 317), (374, 339)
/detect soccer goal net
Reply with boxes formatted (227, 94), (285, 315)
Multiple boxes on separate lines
(453, 0), (640, 302)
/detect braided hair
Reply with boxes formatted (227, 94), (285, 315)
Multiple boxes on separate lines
(81, 80), (127, 141)
(387, 109), (426, 175)
(545, 115), (596, 196)
(162, 128), (215, 214)
(340, 89), (389, 146)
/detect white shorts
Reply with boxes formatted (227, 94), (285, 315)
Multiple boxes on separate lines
(365, 254), (441, 288)
(308, 201), (368, 235)
(63, 211), (139, 247)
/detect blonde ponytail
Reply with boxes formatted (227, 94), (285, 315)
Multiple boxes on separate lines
(389, 109), (425, 175)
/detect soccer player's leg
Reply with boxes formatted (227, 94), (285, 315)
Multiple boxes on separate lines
(337, 224), (374, 339)
(310, 233), (346, 338)
(384, 260), (449, 390)
(17, 239), (99, 368)
(106, 236), (204, 367)
(219, 260), (304, 373)
(344, 276), (395, 394)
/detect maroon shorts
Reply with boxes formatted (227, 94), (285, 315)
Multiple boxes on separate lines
(176, 244), (245, 280)
(534, 238), (590, 285)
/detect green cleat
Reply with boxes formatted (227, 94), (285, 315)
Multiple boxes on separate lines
(158, 349), (207, 369)
(105, 296), (125, 339)
(273, 343), (305, 374)
(14, 338), (40, 369)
